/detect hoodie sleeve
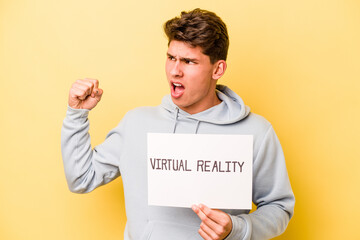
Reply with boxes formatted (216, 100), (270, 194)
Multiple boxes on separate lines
(61, 106), (123, 193)
(225, 125), (295, 240)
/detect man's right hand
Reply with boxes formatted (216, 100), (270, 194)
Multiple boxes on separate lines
(68, 78), (103, 110)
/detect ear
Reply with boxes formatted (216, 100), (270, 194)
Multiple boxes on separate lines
(212, 60), (227, 80)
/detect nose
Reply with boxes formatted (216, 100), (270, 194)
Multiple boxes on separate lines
(170, 60), (183, 78)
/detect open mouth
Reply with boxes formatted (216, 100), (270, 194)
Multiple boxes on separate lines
(171, 82), (185, 98)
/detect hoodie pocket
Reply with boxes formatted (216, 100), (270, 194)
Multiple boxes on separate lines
(141, 220), (202, 240)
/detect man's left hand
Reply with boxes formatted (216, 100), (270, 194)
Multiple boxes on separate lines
(192, 204), (232, 240)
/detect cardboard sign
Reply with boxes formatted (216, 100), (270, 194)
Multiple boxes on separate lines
(147, 133), (253, 209)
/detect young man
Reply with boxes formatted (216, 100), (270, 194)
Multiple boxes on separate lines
(61, 9), (295, 240)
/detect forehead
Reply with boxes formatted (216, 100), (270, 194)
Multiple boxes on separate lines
(167, 40), (209, 60)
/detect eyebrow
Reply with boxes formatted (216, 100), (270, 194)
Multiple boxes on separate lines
(167, 53), (198, 63)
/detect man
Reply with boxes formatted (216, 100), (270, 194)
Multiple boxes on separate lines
(61, 8), (295, 240)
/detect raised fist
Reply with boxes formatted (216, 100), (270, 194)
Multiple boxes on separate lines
(68, 78), (103, 110)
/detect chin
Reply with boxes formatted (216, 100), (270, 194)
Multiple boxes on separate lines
(171, 98), (186, 108)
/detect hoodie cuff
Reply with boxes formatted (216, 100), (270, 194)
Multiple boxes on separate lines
(65, 105), (90, 121)
(224, 214), (250, 240)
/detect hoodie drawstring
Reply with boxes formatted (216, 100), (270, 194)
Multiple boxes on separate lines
(194, 120), (200, 134)
(172, 108), (201, 134)
(172, 108), (179, 133)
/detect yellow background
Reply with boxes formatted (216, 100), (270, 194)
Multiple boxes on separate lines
(1, 0), (359, 239)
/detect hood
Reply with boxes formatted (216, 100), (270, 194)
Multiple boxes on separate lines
(161, 85), (250, 132)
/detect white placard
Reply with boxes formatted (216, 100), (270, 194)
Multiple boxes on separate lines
(147, 133), (253, 209)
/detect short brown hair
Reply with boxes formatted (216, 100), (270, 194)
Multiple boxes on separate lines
(164, 8), (229, 64)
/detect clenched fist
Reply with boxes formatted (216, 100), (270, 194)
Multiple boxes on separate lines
(68, 78), (103, 110)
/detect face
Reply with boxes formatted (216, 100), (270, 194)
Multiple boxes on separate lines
(165, 40), (225, 114)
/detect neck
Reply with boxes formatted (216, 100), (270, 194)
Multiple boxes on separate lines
(180, 92), (222, 115)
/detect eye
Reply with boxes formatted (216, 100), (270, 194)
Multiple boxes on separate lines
(168, 56), (176, 61)
(184, 59), (196, 65)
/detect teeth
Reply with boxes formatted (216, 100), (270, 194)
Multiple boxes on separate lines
(173, 83), (182, 87)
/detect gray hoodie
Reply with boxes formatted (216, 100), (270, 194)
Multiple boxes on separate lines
(61, 85), (295, 240)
